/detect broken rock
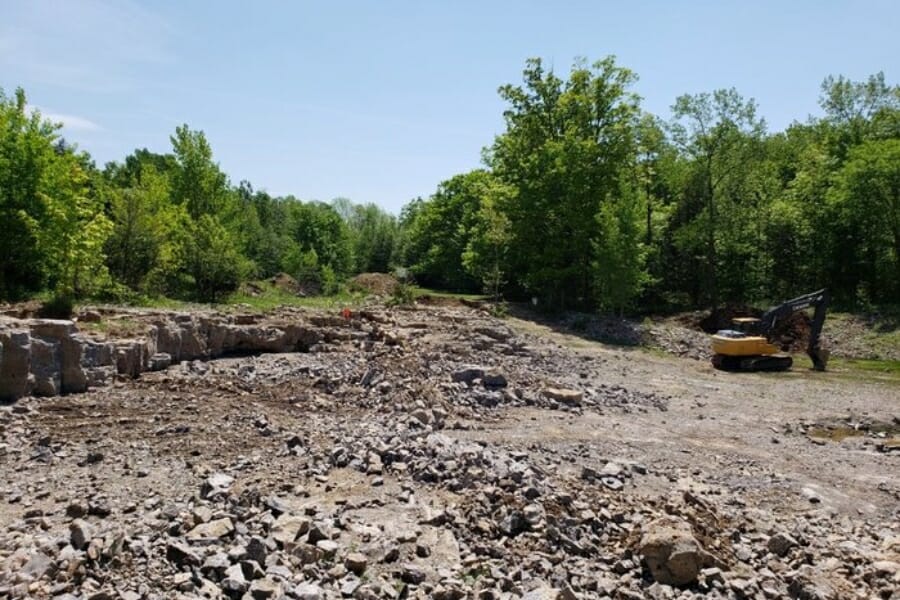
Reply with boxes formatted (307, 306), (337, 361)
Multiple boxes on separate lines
(638, 516), (717, 586)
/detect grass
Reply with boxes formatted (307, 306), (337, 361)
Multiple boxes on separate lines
(411, 286), (487, 302)
(222, 285), (367, 312)
(78, 317), (147, 339)
(81, 281), (369, 314)
(792, 353), (900, 385)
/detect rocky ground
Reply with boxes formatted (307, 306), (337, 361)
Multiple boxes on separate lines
(1, 303), (898, 599)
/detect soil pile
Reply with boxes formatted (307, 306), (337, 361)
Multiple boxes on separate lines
(348, 273), (399, 296)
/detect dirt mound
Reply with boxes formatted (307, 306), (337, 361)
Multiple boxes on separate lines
(697, 305), (761, 333)
(349, 272), (398, 295)
(270, 272), (321, 297)
(771, 312), (812, 351)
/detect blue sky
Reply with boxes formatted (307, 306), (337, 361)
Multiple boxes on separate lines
(3, 1), (897, 213)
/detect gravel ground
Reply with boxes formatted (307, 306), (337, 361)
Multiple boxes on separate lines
(1, 304), (898, 599)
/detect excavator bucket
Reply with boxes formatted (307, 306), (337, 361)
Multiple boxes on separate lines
(808, 347), (829, 371)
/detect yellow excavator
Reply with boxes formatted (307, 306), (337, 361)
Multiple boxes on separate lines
(711, 289), (830, 372)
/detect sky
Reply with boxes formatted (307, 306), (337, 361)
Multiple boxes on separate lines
(3, 1), (898, 213)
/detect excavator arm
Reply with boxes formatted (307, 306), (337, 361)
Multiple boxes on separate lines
(758, 289), (830, 370)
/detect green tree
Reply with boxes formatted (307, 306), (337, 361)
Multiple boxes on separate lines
(334, 200), (399, 273)
(179, 214), (246, 302)
(0, 88), (56, 298)
(170, 125), (230, 219)
(103, 164), (174, 289)
(36, 150), (112, 298)
(0, 88), (111, 299)
(487, 57), (642, 308)
(403, 171), (489, 291)
(669, 88), (766, 307)
(462, 180), (513, 299)
(828, 139), (900, 302)
(593, 180), (647, 313)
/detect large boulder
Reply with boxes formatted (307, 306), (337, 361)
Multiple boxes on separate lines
(30, 320), (87, 393)
(30, 337), (61, 396)
(0, 325), (32, 401)
(637, 516), (718, 586)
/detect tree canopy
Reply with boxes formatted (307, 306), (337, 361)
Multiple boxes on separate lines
(1, 62), (897, 311)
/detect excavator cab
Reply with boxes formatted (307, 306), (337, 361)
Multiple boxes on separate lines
(730, 317), (761, 334)
(711, 290), (830, 372)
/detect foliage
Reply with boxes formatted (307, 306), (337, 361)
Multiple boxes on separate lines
(401, 171), (489, 291)
(1, 64), (898, 315)
(178, 214), (248, 302)
(487, 57), (643, 309)
(388, 267), (416, 306)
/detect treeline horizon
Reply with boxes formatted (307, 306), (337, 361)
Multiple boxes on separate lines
(1, 56), (898, 312)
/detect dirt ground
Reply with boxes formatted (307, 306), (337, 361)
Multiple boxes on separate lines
(1, 304), (898, 599)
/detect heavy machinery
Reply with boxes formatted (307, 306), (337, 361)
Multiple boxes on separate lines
(711, 289), (830, 372)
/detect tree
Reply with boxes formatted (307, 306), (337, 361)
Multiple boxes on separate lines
(827, 139), (900, 302)
(104, 164), (174, 289)
(0, 88), (111, 300)
(335, 200), (399, 273)
(283, 200), (353, 280)
(170, 125), (229, 219)
(179, 214), (246, 302)
(462, 180), (513, 300)
(669, 88), (766, 307)
(594, 180), (647, 313)
(36, 149), (112, 298)
(0, 88), (56, 298)
(487, 57), (643, 308)
(402, 171), (489, 291)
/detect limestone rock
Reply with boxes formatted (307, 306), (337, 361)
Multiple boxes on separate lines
(543, 387), (583, 407)
(638, 516), (716, 586)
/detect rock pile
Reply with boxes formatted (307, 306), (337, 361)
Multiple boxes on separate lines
(1, 304), (897, 599)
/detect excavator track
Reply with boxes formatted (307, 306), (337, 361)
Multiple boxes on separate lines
(712, 354), (793, 372)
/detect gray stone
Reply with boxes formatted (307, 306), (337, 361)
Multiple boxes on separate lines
(70, 518), (94, 550)
(246, 536), (267, 565)
(221, 563), (248, 596)
(482, 371), (508, 388)
(345, 551), (368, 575)
(400, 563), (427, 584)
(166, 541), (201, 567)
(0, 327), (31, 401)
(293, 583), (324, 600)
(186, 517), (234, 540)
(249, 578), (278, 599)
(271, 514), (310, 547)
(22, 552), (54, 579)
(315, 539), (339, 558)
(768, 532), (799, 557)
(201, 472), (234, 498)
(451, 366), (484, 384)
(148, 352), (172, 371)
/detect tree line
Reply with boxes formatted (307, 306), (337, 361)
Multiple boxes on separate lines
(403, 60), (899, 311)
(1, 57), (898, 312)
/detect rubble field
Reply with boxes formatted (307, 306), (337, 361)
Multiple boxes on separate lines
(1, 304), (898, 600)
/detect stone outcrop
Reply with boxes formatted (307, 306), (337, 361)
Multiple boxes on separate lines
(0, 312), (324, 402)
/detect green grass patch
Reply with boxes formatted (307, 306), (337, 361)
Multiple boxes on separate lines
(222, 282), (367, 312)
(83, 281), (368, 313)
(78, 317), (148, 339)
(792, 354), (900, 385)
(411, 286), (487, 302)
